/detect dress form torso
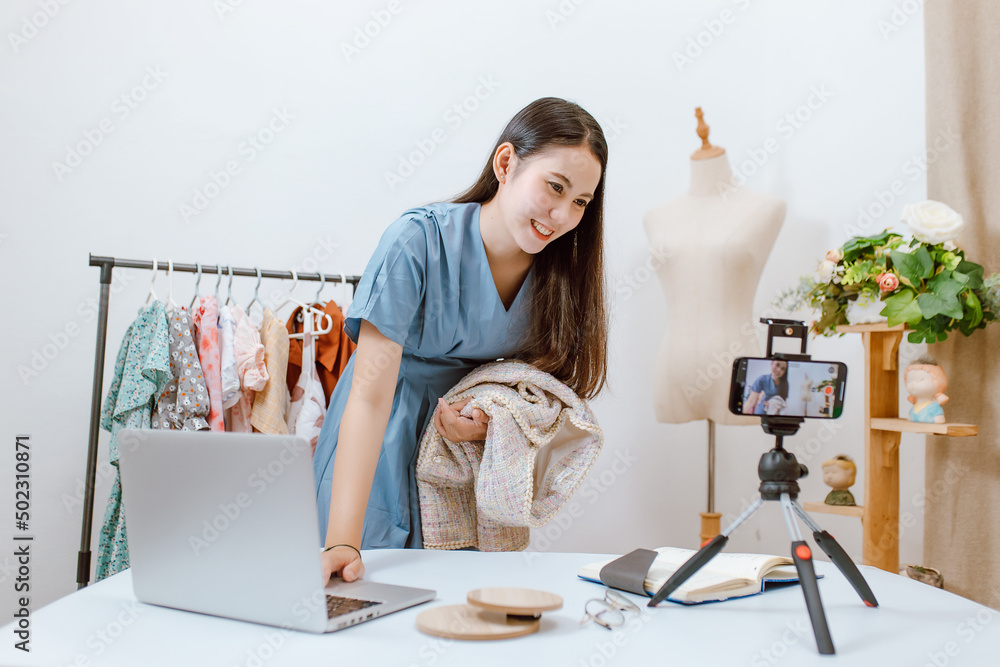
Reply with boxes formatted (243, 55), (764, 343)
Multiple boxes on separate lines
(643, 153), (786, 425)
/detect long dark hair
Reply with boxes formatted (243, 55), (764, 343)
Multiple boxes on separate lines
(452, 97), (608, 399)
(773, 364), (789, 400)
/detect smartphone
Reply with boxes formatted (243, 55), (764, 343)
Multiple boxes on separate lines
(729, 357), (847, 419)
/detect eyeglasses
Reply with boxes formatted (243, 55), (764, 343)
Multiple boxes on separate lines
(580, 589), (641, 630)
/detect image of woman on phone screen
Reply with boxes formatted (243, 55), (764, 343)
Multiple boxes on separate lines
(743, 359), (788, 415)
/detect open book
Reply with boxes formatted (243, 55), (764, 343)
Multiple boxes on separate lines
(578, 546), (802, 605)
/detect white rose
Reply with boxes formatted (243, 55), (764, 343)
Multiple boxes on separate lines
(817, 260), (837, 282)
(901, 200), (964, 244)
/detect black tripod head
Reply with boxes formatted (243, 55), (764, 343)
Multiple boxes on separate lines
(758, 441), (809, 500)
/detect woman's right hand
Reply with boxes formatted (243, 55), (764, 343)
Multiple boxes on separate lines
(321, 546), (365, 584)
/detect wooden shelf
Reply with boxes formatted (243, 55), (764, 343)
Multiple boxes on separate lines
(831, 323), (906, 333)
(831, 326), (980, 574)
(803, 501), (864, 518)
(870, 418), (978, 437)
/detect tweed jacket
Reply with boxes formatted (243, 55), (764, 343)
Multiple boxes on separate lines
(416, 359), (603, 551)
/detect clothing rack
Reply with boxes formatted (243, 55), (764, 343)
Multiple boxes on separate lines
(79, 254), (361, 588)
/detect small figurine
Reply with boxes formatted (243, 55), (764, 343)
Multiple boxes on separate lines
(904, 357), (949, 424)
(903, 564), (944, 589)
(822, 455), (857, 506)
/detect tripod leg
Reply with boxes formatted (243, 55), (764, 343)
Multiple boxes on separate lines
(790, 540), (835, 655)
(648, 498), (764, 607)
(790, 500), (878, 608)
(781, 494), (835, 655)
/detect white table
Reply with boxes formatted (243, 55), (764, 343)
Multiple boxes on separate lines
(2, 550), (997, 666)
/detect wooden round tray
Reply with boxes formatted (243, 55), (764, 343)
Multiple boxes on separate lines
(416, 604), (540, 641)
(466, 587), (564, 616)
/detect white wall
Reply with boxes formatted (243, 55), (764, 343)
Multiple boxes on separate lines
(0, 0), (927, 619)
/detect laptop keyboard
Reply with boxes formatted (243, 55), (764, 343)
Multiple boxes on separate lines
(326, 595), (382, 619)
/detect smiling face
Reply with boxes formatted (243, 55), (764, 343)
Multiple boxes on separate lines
(905, 368), (935, 399)
(771, 360), (787, 380)
(496, 143), (603, 255)
(822, 464), (855, 490)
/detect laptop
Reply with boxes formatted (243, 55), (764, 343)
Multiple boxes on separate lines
(117, 429), (435, 633)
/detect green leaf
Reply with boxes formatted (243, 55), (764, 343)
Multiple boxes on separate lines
(842, 260), (876, 285)
(907, 317), (949, 344)
(954, 260), (985, 289)
(917, 290), (964, 319)
(926, 271), (964, 298)
(890, 246), (934, 285)
(814, 299), (844, 334)
(841, 231), (901, 263)
(940, 251), (961, 271)
(964, 290), (983, 328)
(907, 325), (930, 344)
(882, 290), (923, 327)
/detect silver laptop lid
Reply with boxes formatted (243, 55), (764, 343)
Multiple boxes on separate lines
(118, 429), (330, 633)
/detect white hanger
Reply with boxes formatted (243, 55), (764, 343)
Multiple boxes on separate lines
(246, 267), (265, 328)
(225, 266), (235, 307)
(311, 272), (334, 334)
(272, 269), (300, 314)
(246, 267), (262, 314)
(214, 264), (223, 300)
(313, 271), (326, 306)
(166, 260), (180, 311)
(283, 270), (334, 339)
(189, 262), (203, 311)
(145, 259), (159, 305)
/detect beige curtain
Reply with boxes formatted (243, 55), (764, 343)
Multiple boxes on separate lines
(924, 1), (1000, 609)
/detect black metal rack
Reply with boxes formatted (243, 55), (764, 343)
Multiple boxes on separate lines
(79, 254), (361, 588)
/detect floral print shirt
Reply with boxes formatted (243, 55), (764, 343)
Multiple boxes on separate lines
(96, 301), (171, 580)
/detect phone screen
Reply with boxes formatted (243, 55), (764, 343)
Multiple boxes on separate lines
(730, 358), (847, 419)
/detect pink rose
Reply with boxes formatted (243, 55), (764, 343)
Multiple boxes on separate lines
(877, 272), (900, 292)
(825, 249), (843, 263)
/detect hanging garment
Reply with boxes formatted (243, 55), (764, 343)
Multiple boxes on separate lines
(313, 201), (533, 549)
(218, 304), (240, 414)
(251, 307), (290, 435)
(286, 300), (355, 408)
(287, 309), (326, 453)
(97, 301), (171, 580)
(153, 307), (211, 431)
(191, 296), (225, 432)
(226, 306), (269, 433)
(416, 359), (603, 551)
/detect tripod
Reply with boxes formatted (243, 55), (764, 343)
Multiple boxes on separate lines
(648, 320), (879, 655)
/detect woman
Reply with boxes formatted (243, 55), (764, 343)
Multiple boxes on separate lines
(743, 359), (788, 415)
(315, 97), (609, 583)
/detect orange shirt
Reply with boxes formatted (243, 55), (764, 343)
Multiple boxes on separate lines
(285, 301), (356, 407)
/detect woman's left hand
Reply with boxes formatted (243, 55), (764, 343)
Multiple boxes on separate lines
(434, 397), (490, 442)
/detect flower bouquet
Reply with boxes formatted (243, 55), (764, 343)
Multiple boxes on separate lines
(776, 201), (1000, 344)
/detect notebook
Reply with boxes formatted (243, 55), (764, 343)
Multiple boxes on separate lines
(578, 546), (802, 604)
(117, 429), (435, 633)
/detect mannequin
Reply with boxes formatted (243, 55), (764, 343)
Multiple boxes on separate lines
(643, 109), (786, 427)
(643, 109), (786, 544)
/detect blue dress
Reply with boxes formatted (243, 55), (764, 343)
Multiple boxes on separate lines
(313, 201), (533, 549)
(910, 401), (944, 423)
(749, 374), (785, 415)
